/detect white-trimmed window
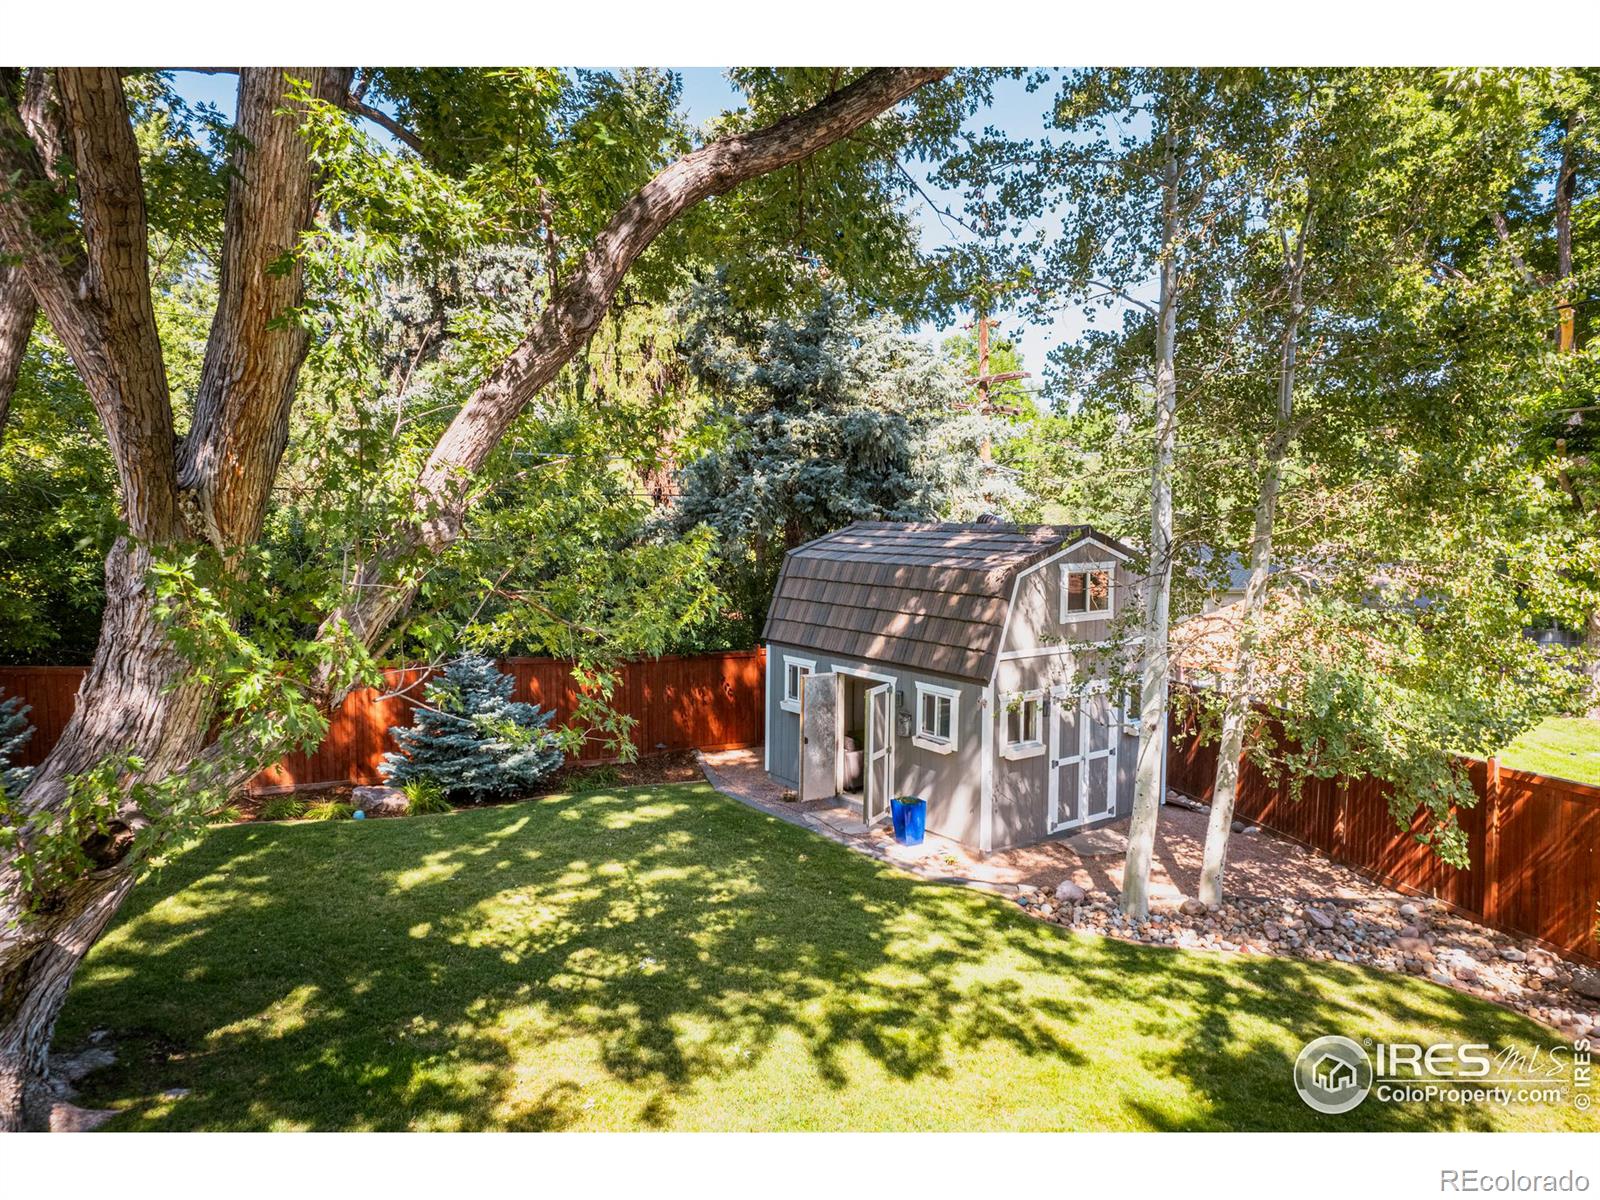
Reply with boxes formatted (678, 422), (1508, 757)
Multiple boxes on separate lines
(1001, 689), (1046, 760)
(914, 682), (960, 754)
(780, 656), (815, 714)
(1121, 686), (1142, 736)
(1060, 562), (1115, 622)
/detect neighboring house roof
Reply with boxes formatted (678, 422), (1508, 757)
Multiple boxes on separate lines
(762, 521), (1133, 683)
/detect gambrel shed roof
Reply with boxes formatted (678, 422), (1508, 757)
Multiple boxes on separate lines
(761, 521), (1133, 682)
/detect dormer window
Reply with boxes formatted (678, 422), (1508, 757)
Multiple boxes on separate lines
(1061, 563), (1114, 622)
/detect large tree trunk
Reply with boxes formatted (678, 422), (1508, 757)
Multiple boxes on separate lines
(0, 66), (947, 1131)
(1120, 133), (1181, 920)
(0, 67), (351, 1132)
(308, 68), (949, 687)
(0, 67), (60, 446)
(1196, 211), (1309, 908)
(0, 266), (36, 444)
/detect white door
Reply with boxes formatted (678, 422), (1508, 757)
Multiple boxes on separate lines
(799, 672), (839, 803)
(1048, 682), (1119, 832)
(862, 682), (895, 824)
(1080, 685), (1118, 821)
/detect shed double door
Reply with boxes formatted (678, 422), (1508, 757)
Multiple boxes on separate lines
(1048, 682), (1118, 833)
(798, 672), (893, 825)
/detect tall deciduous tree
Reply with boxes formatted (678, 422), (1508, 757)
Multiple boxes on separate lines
(0, 65), (948, 1131)
(1185, 69), (1589, 897)
(952, 69), (1251, 918)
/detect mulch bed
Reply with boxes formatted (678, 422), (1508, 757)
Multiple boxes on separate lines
(227, 749), (706, 825)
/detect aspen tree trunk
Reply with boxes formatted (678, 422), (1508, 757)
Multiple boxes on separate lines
(1196, 215), (1309, 906)
(1120, 134), (1180, 920)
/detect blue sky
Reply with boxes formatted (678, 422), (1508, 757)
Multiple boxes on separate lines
(170, 68), (1121, 409)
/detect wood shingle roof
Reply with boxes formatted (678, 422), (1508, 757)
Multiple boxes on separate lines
(761, 521), (1131, 682)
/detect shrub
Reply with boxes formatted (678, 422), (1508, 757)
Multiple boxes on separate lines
(0, 690), (35, 800)
(400, 778), (452, 815)
(303, 799), (354, 822)
(380, 654), (564, 802)
(259, 795), (307, 822)
(570, 763), (621, 792)
(208, 805), (245, 826)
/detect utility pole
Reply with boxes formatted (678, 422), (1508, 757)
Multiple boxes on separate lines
(964, 307), (1028, 463)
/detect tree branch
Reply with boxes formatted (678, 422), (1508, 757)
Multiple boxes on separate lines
(1490, 210), (1541, 288)
(0, 266), (35, 446)
(342, 91), (424, 155)
(0, 69), (182, 538)
(316, 65), (949, 669)
(178, 68), (354, 550)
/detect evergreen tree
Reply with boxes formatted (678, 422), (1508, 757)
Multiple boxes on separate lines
(380, 655), (564, 801)
(0, 691), (33, 799)
(673, 285), (1017, 640)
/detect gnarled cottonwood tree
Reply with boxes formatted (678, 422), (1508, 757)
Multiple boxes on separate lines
(0, 65), (947, 1131)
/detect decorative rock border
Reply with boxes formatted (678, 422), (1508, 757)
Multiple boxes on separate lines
(1016, 883), (1600, 1039)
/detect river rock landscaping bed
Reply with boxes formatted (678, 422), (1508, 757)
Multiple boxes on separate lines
(1017, 882), (1600, 1039)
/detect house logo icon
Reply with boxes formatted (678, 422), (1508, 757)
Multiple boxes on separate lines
(1294, 1035), (1374, 1114)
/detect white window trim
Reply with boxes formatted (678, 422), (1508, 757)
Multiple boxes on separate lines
(1122, 693), (1142, 737)
(1059, 561), (1116, 623)
(913, 681), (961, 754)
(1000, 689), (1047, 760)
(779, 655), (815, 714)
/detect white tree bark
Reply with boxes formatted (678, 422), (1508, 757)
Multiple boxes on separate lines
(1196, 212), (1309, 907)
(1120, 134), (1180, 920)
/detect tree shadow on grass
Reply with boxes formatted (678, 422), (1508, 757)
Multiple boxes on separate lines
(54, 784), (1593, 1132)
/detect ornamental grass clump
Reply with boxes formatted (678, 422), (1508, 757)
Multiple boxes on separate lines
(380, 654), (564, 803)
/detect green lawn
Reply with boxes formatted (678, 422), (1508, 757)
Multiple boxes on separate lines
(1496, 717), (1600, 786)
(58, 782), (1595, 1131)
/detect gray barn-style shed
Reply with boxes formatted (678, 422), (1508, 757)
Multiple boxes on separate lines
(762, 521), (1142, 852)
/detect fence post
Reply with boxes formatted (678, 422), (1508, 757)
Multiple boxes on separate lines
(1483, 754), (1502, 926)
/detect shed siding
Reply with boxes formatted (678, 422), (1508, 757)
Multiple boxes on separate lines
(764, 641), (983, 842)
(1002, 544), (1138, 657)
(991, 649), (1140, 850)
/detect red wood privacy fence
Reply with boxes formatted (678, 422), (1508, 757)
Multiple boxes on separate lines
(1167, 706), (1600, 965)
(0, 650), (767, 795)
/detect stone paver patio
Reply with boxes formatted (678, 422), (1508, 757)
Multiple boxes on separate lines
(696, 746), (1600, 1039)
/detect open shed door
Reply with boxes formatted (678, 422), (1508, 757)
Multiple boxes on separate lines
(798, 672), (839, 803)
(862, 682), (895, 824)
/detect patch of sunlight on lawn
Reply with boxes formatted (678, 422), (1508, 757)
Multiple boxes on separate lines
(54, 782), (1599, 1133)
(1495, 717), (1600, 786)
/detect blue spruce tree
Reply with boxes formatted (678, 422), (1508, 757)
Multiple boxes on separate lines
(0, 691), (35, 800)
(380, 654), (564, 801)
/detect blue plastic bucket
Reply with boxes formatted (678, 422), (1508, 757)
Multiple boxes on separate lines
(891, 797), (926, 845)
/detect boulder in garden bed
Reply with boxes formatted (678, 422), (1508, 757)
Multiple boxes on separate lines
(353, 785), (410, 817)
(1066, 828), (1128, 858)
(1054, 880), (1086, 904)
(1305, 907), (1335, 930)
